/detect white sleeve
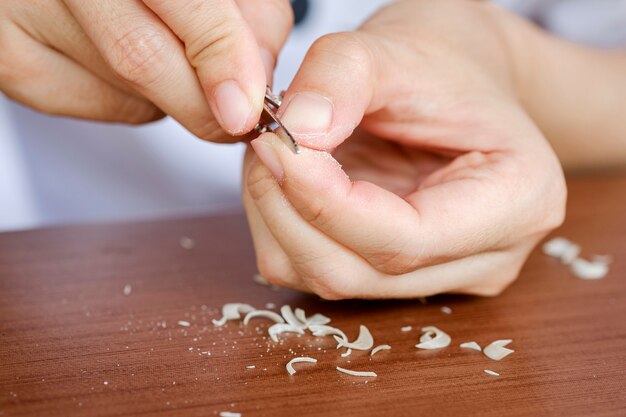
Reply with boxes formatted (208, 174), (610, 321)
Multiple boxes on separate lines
(0, 96), (39, 231)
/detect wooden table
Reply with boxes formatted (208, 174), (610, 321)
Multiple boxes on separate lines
(1, 173), (625, 417)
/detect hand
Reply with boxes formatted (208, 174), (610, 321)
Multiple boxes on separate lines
(242, 0), (567, 299)
(0, 0), (293, 141)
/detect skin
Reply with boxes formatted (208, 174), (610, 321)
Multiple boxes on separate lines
(0, 0), (293, 141)
(0, 0), (624, 299)
(243, 0), (625, 299)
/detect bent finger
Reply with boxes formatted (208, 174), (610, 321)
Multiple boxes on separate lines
(365, 245), (532, 299)
(242, 147), (303, 290)
(251, 133), (424, 276)
(142, 0), (265, 135)
(251, 133), (541, 276)
(0, 26), (160, 123)
(248, 135), (536, 299)
(65, 0), (230, 142)
(246, 139), (380, 299)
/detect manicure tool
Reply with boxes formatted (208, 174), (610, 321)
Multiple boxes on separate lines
(255, 86), (301, 154)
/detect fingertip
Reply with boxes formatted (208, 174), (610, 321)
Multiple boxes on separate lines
(253, 132), (348, 192)
(251, 134), (284, 180)
(276, 31), (378, 150)
(252, 133), (352, 227)
(213, 79), (264, 135)
(246, 149), (278, 204)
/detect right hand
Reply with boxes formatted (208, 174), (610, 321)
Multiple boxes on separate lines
(0, 0), (293, 142)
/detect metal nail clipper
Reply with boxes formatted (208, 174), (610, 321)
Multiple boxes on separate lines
(254, 86), (301, 154)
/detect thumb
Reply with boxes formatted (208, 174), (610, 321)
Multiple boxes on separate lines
(278, 32), (391, 150)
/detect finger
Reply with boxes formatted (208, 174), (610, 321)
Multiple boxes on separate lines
(14, 1), (144, 99)
(251, 133), (420, 276)
(246, 136), (529, 299)
(142, 0), (266, 135)
(369, 245), (532, 299)
(245, 140), (378, 299)
(242, 147), (304, 290)
(65, 0), (231, 142)
(250, 133), (541, 276)
(0, 24), (160, 123)
(277, 31), (385, 150)
(276, 29), (513, 153)
(234, 0), (294, 84)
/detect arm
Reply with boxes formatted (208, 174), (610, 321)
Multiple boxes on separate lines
(502, 9), (626, 171)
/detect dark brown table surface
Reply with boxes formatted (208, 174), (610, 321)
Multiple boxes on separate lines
(1, 173), (625, 417)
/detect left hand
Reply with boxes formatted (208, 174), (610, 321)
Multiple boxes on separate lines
(242, 0), (566, 299)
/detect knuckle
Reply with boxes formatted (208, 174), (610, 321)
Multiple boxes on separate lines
(368, 233), (426, 275)
(308, 32), (374, 76)
(108, 25), (170, 86)
(320, 281), (355, 300)
(304, 269), (354, 300)
(466, 262), (522, 297)
(299, 199), (331, 228)
(246, 161), (278, 202)
(311, 279), (348, 301)
(184, 17), (240, 68)
(256, 256), (289, 286)
(370, 250), (419, 276)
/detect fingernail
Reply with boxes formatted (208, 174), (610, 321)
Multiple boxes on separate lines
(214, 80), (253, 134)
(251, 139), (284, 180)
(260, 48), (275, 86)
(280, 92), (333, 134)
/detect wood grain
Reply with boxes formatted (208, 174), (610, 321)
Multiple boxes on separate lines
(0, 173), (625, 417)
